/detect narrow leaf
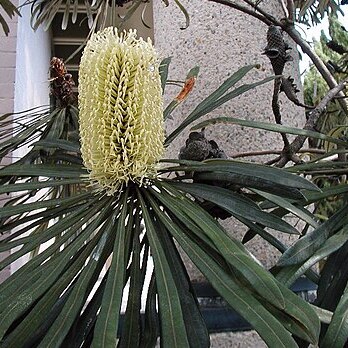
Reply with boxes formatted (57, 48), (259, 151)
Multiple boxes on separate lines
(138, 190), (190, 348)
(172, 182), (298, 234)
(92, 192), (129, 348)
(191, 117), (347, 147)
(278, 205), (348, 266)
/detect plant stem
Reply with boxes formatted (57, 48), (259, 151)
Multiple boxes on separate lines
(276, 77), (348, 167)
(286, 0), (295, 23)
(207, 0), (272, 25)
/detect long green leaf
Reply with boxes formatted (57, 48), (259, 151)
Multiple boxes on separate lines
(35, 197), (117, 347)
(62, 276), (107, 348)
(0, 178), (83, 194)
(141, 273), (159, 348)
(252, 189), (319, 228)
(189, 171), (305, 200)
(119, 223), (143, 348)
(1, 228), (108, 347)
(91, 191), (129, 348)
(152, 183), (286, 310)
(0, 203), (94, 272)
(161, 158), (319, 191)
(321, 283), (348, 348)
(191, 116), (347, 146)
(138, 190), (190, 348)
(165, 66), (273, 145)
(284, 225), (348, 286)
(147, 194), (299, 347)
(32, 139), (81, 153)
(0, 191), (92, 219)
(154, 216), (209, 348)
(171, 182), (298, 234)
(0, 163), (86, 178)
(0, 198), (112, 338)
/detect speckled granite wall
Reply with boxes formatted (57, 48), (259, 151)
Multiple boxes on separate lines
(153, 1), (305, 346)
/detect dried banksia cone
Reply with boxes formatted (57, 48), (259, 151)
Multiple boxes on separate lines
(78, 28), (164, 194)
(263, 25), (291, 75)
(50, 57), (76, 107)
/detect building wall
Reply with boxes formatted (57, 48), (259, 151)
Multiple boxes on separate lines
(0, 1), (18, 284)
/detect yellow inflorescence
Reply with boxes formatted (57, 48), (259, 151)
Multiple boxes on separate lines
(78, 28), (164, 194)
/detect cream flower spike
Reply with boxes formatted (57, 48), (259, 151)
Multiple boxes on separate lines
(78, 27), (165, 195)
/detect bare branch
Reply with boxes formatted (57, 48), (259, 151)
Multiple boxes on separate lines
(207, 0), (273, 25)
(275, 78), (348, 167)
(286, 0), (295, 23)
(280, 22), (348, 114)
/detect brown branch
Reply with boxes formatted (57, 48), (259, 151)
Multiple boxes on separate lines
(279, 22), (348, 114)
(207, 0), (273, 26)
(241, 0), (281, 24)
(286, 0), (295, 23)
(275, 78), (348, 167)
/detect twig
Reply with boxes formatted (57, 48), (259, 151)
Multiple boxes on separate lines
(279, 0), (288, 17)
(272, 77), (290, 148)
(207, 0), (273, 25)
(242, 0), (278, 21)
(275, 78), (348, 167)
(280, 22), (348, 114)
(286, 0), (295, 23)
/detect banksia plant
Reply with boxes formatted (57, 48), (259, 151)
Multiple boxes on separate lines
(78, 28), (165, 194)
(0, 24), (324, 347)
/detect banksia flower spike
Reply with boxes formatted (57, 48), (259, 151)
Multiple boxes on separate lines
(78, 28), (165, 195)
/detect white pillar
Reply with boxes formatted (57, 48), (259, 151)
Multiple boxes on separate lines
(11, 1), (51, 274)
